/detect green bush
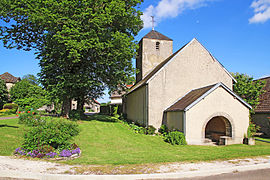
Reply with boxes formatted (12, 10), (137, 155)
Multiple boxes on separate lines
(247, 122), (260, 138)
(0, 108), (18, 115)
(138, 127), (147, 134)
(158, 124), (168, 135)
(69, 109), (86, 120)
(3, 103), (18, 111)
(18, 111), (42, 126)
(22, 118), (80, 151)
(147, 125), (156, 135)
(164, 131), (187, 145)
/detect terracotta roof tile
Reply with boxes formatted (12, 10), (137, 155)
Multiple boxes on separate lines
(0, 72), (20, 83)
(143, 30), (173, 41)
(255, 76), (270, 113)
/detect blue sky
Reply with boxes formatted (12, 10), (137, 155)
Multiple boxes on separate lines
(1, 0), (270, 103)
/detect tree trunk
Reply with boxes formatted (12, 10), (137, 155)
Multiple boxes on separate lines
(76, 95), (85, 111)
(61, 97), (71, 118)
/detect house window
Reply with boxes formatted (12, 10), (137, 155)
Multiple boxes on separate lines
(156, 42), (160, 50)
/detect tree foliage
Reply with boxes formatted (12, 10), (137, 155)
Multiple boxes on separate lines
(22, 74), (39, 85)
(0, 0), (143, 116)
(10, 79), (50, 109)
(232, 73), (265, 112)
(0, 79), (8, 109)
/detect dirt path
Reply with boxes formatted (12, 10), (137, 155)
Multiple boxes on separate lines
(0, 156), (270, 177)
(0, 156), (76, 175)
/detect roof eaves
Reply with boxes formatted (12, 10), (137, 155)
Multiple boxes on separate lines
(184, 82), (252, 111)
(126, 82), (146, 95)
(184, 83), (221, 111)
(165, 89), (195, 112)
(219, 83), (252, 109)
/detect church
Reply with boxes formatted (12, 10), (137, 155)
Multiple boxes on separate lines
(124, 30), (251, 145)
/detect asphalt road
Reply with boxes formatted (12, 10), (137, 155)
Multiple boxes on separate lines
(173, 168), (270, 180)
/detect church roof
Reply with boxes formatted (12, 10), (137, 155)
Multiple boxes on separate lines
(255, 76), (270, 113)
(128, 38), (236, 95)
(0, 72), (20, 83)
(143, 30), (173, 41)
(165, 82), (252, 112)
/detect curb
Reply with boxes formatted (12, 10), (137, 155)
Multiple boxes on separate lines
(1, 162), (270, 180)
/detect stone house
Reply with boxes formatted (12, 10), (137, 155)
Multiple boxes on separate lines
(124, 30), (251, 145)
(71, 99), (100, 113)
(110, 85), (133, 105)
(0, 72), (20, 91)
(252, 76), (270, 137)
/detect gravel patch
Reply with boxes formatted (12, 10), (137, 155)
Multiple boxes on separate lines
(0, 156), (269, 177)
(0, 156), (76, 175)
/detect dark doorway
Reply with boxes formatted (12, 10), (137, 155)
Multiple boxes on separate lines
(205, 116), (232, 142)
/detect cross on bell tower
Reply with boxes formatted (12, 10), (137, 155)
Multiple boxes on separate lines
(151, 16), (155, 30)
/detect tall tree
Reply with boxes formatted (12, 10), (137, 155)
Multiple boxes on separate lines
(10, 79), (50, 109)
(22, 74), (39, 85)
(0, 79), (8, 109)
(0, 0), (143, 116)
(232, 73), (265, 113)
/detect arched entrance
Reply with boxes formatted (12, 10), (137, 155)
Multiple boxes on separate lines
(205, 116), (232, 143)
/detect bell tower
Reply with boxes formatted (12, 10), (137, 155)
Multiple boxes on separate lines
(136, 30), (173, 82)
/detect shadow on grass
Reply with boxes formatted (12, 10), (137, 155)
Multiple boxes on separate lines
(83, 114), (118, 123)
(0, 124), (19, 128)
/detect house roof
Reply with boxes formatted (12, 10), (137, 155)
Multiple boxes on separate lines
(128, 38), (236, 95)
(255, 76), (270, 113)
(93, 99), (100, 105)
(165, 82), (252, 112)
(143, 30), (173, 41)
(0, 72), (20, 83)
(111, 84), (134, 98)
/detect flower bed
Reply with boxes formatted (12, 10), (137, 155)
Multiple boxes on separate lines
(14, 147), (81, 160)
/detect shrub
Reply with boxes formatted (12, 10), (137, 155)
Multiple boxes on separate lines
(69, 109), (86, 120)
(247, 122), (260, 138)
(147, 125), (156, 135)
(18, 111), (43, 126)
(164, 131), (187, 145)
(138, 127), (147, 134)
(158, 124), (168, 135)
(3, 103), (18, 111)
(22, 118), (80, 151)
(0, 109), (12, 115)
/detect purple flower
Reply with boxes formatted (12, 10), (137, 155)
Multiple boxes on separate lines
(46, 152), (58, 158)
(28, 152), (36, 158)
(33, 149), (39, 155)
(71, 148), (81, 154)
(59, 149), (72, 157)
(15, 147), (26, 156)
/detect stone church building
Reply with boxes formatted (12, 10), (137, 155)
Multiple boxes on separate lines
(124, 30), (251, 145)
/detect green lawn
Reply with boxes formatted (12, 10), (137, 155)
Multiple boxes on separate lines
(0, 114), (17, 118)
(0, 118), (25, 155)
(255, 137), (270, 142)
(1, 115), (270, 165)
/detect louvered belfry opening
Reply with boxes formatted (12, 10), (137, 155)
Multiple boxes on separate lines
(205, 116), (232, 142)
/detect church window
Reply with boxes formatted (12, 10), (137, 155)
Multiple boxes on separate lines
(156, 42), (160, 50)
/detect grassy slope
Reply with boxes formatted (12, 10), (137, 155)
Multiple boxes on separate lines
(0, 114), (17, 117)
(1, 116), (270, 165)
(67, 115), (270, 165)
(0, 118), (24, 155)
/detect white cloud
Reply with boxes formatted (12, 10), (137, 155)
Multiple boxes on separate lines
(249, 0), (270, 23)
(141, 0), (212, 29)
